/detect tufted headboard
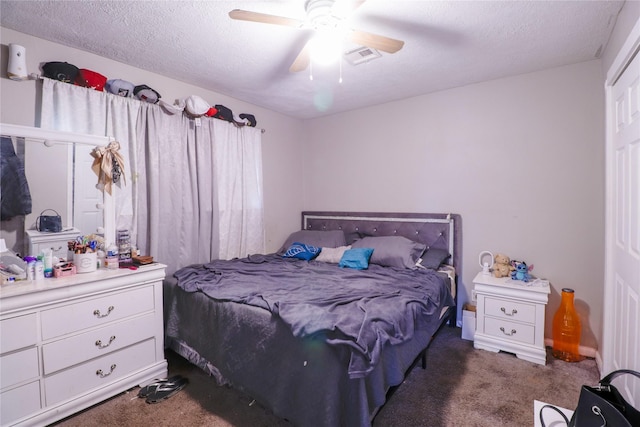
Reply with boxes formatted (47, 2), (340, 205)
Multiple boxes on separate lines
(301, 211), (462, 275)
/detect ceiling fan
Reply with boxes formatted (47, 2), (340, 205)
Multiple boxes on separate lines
(229, 0), (405, 72)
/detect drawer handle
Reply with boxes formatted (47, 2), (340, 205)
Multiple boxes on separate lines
(95, 335), (116, 349)
(500, 327), (517, 336)
(96, 364), (116, 378)
(500, 307), (518, 316)
(93, 306), (114, 318)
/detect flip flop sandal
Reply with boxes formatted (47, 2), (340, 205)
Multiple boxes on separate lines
(145, 377), (189, 404)
(137, 375), (183, 399)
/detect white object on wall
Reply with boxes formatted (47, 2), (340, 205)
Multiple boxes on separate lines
(7, 44), (28, 80)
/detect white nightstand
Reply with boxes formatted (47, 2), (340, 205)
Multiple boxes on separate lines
(472, 271), (550, 365)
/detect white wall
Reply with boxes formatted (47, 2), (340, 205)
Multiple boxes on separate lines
(302, 60), (605, 349)
(0, 27), (305, 255)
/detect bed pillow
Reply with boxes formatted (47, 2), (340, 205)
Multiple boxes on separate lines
(282, 242), (322, 261)
(339, 248), (374, 270)
(418, 248), (451, 270)
(278, 230), (346, 255)
(351, 236), (426, 269)
(315, 245), (351, 263)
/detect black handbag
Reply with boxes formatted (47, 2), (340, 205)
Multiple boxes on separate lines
(540, 369), (640, 427)
(36, 209), (62, 233)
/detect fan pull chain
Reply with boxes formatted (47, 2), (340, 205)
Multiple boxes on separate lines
(339, 57), (343, 83)
(309, 61), (313, 81)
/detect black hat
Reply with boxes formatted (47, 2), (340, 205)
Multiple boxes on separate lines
(134, 84), (161, 104)
(213, 104), (234, 122)
(42, 62), (79, 83)
(239, 113), (257, 127)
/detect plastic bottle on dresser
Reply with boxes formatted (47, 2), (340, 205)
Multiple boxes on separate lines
(42, 248), (53, 278)
(35, 256), (45, 280)
(24, 256), (37, 281)
(106, 244), (119, 269)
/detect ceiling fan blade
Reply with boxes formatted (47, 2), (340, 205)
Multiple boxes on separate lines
(289, 42), (311, 72)
(348, 29), (404, 53)
(229, 9), (303, 28)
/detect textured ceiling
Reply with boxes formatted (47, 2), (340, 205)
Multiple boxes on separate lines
(0, 0), (625, 119)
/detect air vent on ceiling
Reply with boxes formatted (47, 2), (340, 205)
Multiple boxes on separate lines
(344, 46), (381, 65)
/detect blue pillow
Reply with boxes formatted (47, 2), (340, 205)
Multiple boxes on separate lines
(282, 242), (321, 260)
(339, 248), (374, 270)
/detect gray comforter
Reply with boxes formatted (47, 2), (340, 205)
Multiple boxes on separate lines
(174, 254), (454, 379)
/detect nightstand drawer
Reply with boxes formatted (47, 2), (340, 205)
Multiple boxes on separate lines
(41, 285), (154, 340)
(485, 297), (535, 324)
(0, 313), (38, 354)
(42, 313), (156, 374)
(484, 317), (535, 345)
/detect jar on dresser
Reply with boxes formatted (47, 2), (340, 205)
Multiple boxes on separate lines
(472, 271), (550, 365)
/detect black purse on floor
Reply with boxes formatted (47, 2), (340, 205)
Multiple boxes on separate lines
(36, 209), (62, 233)
(540, 369), (640, 427)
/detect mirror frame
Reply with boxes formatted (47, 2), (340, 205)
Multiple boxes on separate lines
(0, 123), (115, 246)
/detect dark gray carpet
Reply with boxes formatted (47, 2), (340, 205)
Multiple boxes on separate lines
(52, 326), (599, 426)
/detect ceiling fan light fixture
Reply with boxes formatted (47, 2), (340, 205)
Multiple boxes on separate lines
(309, 30), (343, 65)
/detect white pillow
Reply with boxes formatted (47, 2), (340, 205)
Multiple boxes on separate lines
(315, 245), (351, 263)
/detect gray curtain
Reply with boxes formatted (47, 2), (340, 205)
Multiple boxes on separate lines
(41, 80), (265, 276)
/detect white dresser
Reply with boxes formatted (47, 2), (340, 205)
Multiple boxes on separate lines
(0, 263), (167, 426)
(472, 271), (550, 365)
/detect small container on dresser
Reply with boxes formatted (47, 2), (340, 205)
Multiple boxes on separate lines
(472, 271), (550, 365)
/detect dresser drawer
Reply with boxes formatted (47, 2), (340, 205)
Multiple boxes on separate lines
(41, 285), (155, 340)
(0, 381), (41, 426)
(484, 317), (535, 345)
(32, 240), (71, 262)
(43, 313), (156, 374)
(484, 297), (536, 324)
(0, 313), (37, 353)
(44, 338), (156, 406)
(1, 347), (39, 389)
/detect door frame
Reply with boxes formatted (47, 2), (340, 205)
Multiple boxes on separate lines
(602, 17), (640, 374)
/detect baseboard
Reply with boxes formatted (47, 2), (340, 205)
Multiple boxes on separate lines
(543, 338), (598, 359)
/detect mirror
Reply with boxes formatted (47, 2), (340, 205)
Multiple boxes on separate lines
(0, 123), (115, 246)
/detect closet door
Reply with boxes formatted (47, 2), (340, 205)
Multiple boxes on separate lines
(604, 21), (640, 407)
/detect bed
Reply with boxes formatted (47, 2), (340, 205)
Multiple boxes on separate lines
(164, 211), (461, 426)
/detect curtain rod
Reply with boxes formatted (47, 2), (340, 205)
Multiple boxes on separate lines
(25, 74), (266, 134)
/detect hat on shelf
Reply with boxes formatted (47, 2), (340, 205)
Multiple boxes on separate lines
(75, 69), (107, 91)
(42, 61), (79, 83)
(185, 95), (217, 118)
(239, 113), (257, 127)
(134, 84), (161, 104)
(213, 104), (235, 123)
(159, 99), (185, 115)
(105, 79), (135, 97)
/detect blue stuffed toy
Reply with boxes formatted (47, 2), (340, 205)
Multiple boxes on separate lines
(511, 261), (533, 282)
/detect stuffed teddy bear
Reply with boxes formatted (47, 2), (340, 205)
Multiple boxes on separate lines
(492, 253), (514, 278)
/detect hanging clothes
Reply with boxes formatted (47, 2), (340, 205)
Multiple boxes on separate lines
(1, 136), (32, 220)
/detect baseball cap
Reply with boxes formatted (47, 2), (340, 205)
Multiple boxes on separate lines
(134, 84), (161, 104)
(105, 79), (135, 97)
(42, 62), (79, 83)
(75, 69), (107, 91)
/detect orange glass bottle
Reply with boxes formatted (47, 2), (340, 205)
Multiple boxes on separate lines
(552, 288), (584, 362)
